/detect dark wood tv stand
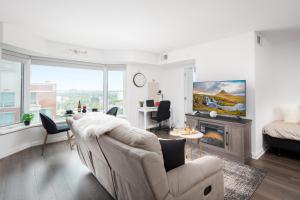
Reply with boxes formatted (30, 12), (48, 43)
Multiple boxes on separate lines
(185, 113), (252, 163)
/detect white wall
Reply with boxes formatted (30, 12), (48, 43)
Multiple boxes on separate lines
(0, 125), (68, 159)
(0, 22), (160, 65)
(2, 23), (47, 54)
(255, 29), (300, 153)
(160, 66), (187, 128)
(164, 32), (257, 156)
(44, 40), (160, 65)
(126, 64), (163, 127)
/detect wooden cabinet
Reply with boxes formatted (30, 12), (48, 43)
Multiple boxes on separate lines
(227, 126), (244, 157)
(185, 113), (252, 163)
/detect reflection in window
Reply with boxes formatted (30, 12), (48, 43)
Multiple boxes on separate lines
(1, 92), (15, 107)
(0, 112), (15, 126)
(0, 60), (22, 127)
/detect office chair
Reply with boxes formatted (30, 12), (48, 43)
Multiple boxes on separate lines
(39, 113), (72, 156)
(106, 107), (118, 116)
(150, 100), (171, 133)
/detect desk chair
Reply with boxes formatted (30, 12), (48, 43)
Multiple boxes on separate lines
(150, 100), (171, 133)
(39, 113), (72, 156)
(106, 107), (118, 116)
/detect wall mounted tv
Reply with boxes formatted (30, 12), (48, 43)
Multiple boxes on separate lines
(193, 80), (246, 117)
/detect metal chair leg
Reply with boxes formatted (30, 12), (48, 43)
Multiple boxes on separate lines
(66, 131), (72, 150)
(41, 133), (48, 156)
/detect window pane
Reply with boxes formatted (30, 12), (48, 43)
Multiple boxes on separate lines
(108, 70), (124, 115)
(0, 112), (16, 126)
(0, 60), (22, 126)
(30, 65), (103, 122)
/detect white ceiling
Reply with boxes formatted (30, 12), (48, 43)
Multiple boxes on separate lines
(0, 0), (300, 53)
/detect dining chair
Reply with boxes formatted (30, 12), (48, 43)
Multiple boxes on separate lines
(39, 113), (72, 155)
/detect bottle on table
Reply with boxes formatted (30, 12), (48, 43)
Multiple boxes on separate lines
(78, 100), (82, 112)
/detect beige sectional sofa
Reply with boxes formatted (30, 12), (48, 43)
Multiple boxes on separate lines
(67, 117), (224, 200)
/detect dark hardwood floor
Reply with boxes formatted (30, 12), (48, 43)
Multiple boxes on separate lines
(0, 142), (113, 200)
(248, 149), (300, 200)
(0, 137), (299, 200)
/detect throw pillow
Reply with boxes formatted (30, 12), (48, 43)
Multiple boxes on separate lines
(280, 104), (300, 123)
(159, 138), (186, 172)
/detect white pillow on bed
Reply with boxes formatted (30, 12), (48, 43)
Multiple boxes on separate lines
(280, 104), (300, 124)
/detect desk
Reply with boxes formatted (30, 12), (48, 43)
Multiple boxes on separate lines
(138, 107), (172, 130)
(138, 107), (158, 129)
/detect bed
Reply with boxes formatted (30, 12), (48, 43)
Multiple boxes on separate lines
(263, 121), (300, 154)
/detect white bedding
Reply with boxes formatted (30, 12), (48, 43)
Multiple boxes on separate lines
(263, 120), (300, 141)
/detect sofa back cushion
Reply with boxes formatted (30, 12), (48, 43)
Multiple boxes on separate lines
(108, 125), (163, 156)
(99, 135), (169, 200)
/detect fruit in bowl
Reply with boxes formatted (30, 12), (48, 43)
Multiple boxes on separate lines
(184, 127), (191, 132)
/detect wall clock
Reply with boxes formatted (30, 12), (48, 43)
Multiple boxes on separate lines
(133, 73), (146, 87)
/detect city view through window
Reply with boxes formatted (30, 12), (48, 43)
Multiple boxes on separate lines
(30, 65), (124, 122)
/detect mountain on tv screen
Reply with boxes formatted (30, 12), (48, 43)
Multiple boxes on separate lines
(193, 80), (246, 117)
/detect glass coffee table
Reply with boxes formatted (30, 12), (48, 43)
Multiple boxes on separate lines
(170, 129), (204, 159)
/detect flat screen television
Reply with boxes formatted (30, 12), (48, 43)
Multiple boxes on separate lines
(193, 80), (246, 117)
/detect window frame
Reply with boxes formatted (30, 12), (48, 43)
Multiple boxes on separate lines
(0, 51), (26, 127)
(107, 69), (126, 116)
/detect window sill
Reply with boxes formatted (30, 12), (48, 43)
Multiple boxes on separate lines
(0, 120), (66, 135)
(0, 115), (127, 135)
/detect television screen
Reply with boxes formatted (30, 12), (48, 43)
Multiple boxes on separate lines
(193, 80), (246, 116)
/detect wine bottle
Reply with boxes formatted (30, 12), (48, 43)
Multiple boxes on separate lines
(78, 100), (82, 112)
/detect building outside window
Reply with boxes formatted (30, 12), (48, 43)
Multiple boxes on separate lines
(0, 92), (15, 107)
(0, 59), (22, 127)
(0, 112), (15, 126)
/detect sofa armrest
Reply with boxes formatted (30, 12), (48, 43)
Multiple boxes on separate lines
(166, 156), (223, 196)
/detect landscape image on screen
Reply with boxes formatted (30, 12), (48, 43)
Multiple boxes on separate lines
(193, 80), (246, 116)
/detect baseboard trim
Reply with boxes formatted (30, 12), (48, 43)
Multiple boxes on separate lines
(0, 135), (67, 159)
(251, 146), (269, 160)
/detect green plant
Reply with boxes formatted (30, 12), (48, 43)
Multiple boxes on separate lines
(139, 101), (144, 107)
(22, 113), (34, 122)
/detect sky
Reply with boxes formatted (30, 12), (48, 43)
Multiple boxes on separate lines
(193, 80), (246, 96)
(31, 65), (123, 91)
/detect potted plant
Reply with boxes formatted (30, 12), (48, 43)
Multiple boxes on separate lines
(22, 113), (34, 126)
(139, 101), (144, 107)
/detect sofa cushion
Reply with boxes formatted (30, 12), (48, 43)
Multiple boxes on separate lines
(108, 125), (163, 156)
(159, 138), (186, 172)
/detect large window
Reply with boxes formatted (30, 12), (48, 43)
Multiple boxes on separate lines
(108, 70), (125, 115)
(30, 64), (104, 122)
(0, 59), (22, 127)
(0, 51), (126, 127)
